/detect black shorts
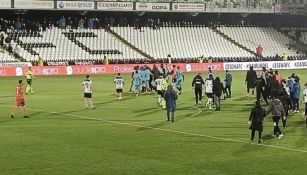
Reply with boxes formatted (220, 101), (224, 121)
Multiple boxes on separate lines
(157, 90), (163, 96)
(27, 79), (32, 85)
(116, 89), (123, 93)
(84, 93), (92, 98)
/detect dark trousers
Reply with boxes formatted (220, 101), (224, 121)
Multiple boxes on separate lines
(194, 88), (202, 104)
(213, 94), (221, 110)
(251, 130), (262, 140)
(247, 85), (255, 95)
(225, 85), (231, 97)
(273, 116), (282, 136)
(167, 111), (175, 122)
(292, 98), (299, 111)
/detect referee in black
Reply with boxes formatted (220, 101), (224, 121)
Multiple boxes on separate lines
(192, 73), (205, 105)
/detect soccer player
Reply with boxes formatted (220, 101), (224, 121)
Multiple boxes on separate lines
(175, 66), (184, 95)
(82, 75), (95, 109)
(192, 73), (204, 105)
(155, 75), (164, 107)
(11, 80), (29, 118)
(140, 66), (147, 93)
(132, 70), (142, 96)
(114, 73), (124, 101)
(205, 74), (214, 110)
(25, 67), (36, 94)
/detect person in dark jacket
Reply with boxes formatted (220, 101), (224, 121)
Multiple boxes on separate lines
(164, 85), (178, 122)
(255, 73), (269, 105)
(224, 70), (232, 98)
(245, 66), (257, 97)
(267, 97), (286, 139)
(279, 87), (292, 128)
(248, 101), (266, 143)
(213, 77), (225, 111)
(267, 72), (280, 99)
(192, 73), (205, 105)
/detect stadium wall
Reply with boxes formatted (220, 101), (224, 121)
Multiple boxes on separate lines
(1, 60), (307, 77)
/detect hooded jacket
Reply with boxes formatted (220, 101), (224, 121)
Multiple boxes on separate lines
(267, 99), (285, 117)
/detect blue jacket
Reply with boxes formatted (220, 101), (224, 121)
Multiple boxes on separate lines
(291, 83), (301, 99)
(224, 73), (232, 86)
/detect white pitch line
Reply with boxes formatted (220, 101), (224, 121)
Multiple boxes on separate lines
(1, 105), (307, 153)
(190, 105), (202, 117)
(0, 123), (116, 128)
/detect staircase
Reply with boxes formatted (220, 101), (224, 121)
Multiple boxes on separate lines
(210, 27), (262, 58)
(108, 29), (154, 60)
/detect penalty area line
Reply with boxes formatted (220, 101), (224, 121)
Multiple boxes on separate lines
(1, 105), (307, 154)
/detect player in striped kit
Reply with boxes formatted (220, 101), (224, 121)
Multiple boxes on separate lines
(114, 73), (125, 101)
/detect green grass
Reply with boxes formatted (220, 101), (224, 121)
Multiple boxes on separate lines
(0, 70), (307, 175)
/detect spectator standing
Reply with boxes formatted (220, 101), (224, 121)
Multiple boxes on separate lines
(256, 45), (263, 57)
(58, 16), (66, 29)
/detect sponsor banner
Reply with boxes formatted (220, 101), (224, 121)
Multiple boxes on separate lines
(0, 0), (11, 9)
(223, 60), (307, 71)
(57, 1), (94, 10)
(0, 62), (32, 67)
(46, 61), (69, 66)
(97, 2), (133, 11)
(135, 2), (170, 11)
(0, 63), (224, 77)
(172, 3), (205, 12)
(14, 0), (54, 9)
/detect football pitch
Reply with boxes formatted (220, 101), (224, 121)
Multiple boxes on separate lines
(0, 70), (307, 175)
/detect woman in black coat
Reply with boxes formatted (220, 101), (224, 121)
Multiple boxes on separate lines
(248, 101), (266, 143)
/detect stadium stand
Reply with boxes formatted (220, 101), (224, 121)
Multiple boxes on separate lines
(1, 9), (307, 64)
(112, 26), (255, 59)
(217, 26), (304, 57)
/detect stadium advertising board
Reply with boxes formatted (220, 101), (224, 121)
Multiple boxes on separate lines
(0, 0), (11, 9)
(135, 2), (170, 11)
(0, 62), (32, 67)
(223, 60), (307, 71)
(57, 1), (94, 10)
(172, 3), (205, 12)
(97, 2), (133, 11)
(0, 63), (224, 76)
(14, 0), (54, 9)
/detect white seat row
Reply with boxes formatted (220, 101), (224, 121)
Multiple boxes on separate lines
(217, 26), (304, 57)
(112, 26), (254, 59)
